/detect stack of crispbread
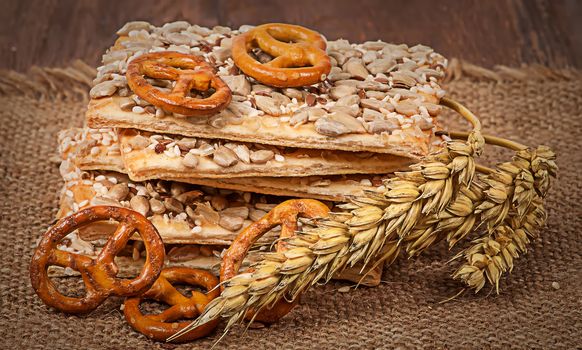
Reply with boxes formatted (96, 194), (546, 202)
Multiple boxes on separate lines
(53, 20), (449, 286)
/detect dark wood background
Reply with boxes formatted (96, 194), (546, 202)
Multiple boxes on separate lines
(1, 0), (581, 71)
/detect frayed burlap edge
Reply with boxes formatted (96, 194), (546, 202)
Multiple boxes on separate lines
(0, 59), (580, 102)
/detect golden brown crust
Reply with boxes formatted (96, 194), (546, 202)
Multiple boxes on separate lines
(232, 23), (331, 87)
(123, 267), (220, 342)
(29, 206), (165, 314)
(126, 52), (232, 116)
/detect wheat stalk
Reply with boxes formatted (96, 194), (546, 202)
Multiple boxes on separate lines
(167, 98), (486, 341)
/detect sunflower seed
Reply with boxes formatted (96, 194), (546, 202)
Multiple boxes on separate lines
(117, 21), (152, 35)
(128, 134), (149, 150)
(164, 197), (184, 213)
(395, 100), (419, 116)
(90, 81), (118, 98)
(366, 58), (395, 75)
(222, 206), (249, 219)
(329, 112), (366, 132)
(421, 103), (442, 116)
(416, 117), (433, 130)
(328, 71), (352, 82)
(356, 80), (390, 92)
(182, 153), (199, 168)
(168, 245), (200, 262)
(254, 95), (281, 116)
(344, 58), (369, 80)
(213, 146), (239, 167)
(362, 40), (387, 50)
(382, 44), (409, 61)
(176, 190), (203, 204)
(328, 105), (359, 117)
(119, 98), (137, 111)
(162, 21), (190, 33)
(252, 204), (274, 213)
(163, 32), (193, 46)
(330, 85), (357, 100)
(361, 98), (393, 112)
(130, 195), (150, 216)
(362, 108), (384, 121)
(362, 50), (377, 64)
(190, 143), (215, 157)
(329, 51), (347, 66)
(210, 195), (228, 211)
(221, 75), (251, 96)
(252, 84), (273, 93)
(365, 91), (388, 100)
(366, 119), (400, 133)
(289, 110), (308, 126)
(307, 107), (327, 121)
(391, 71), (417, 89)
(106, 183), (129, 201)
(176, 137), (197, 151)
(231, 144), (251, 163)
(213, 47), (231, 62)
(282, 88), (303, 100)
(335, 94), (360, 107)
(250, 150), (275, 164)
(208, 115), (226, 129)
(149, 198), (166, 214)
(272, 92), (291, 106)
(334, 79), (360, 87)
(249, 208), (267, 222)
(219, 215), (245, 231)
(90, 196), (121, 207)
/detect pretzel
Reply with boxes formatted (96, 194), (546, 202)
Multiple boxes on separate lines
(30, 206), (165, 314)
(124, 267), (220, 342)
(221, 199), (330, 323)
(232, 23), (331, 87)
(126, 52), (232, 116)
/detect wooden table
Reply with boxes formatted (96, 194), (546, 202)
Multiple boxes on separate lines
(1, 0), (580, 71)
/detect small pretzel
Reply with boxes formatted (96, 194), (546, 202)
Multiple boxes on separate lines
(232, 23), (331, 87)
(30, 206), (165, 314)
(124, 267), (220, 342)
(126, 52), (232, 116)
(221, 199), (329, 323)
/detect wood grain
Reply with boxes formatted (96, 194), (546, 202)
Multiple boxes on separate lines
(1, 0), (580, 71)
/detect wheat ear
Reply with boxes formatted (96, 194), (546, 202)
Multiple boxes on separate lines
(452, 145), (557, 292)
(167, 98), (485, 341)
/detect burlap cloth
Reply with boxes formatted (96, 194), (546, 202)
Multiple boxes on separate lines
(0, 61), (580, 349)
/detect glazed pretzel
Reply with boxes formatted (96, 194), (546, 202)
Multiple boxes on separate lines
(126, 51), (232, 116)
(29, 206), (165, 314)
(220, 199), (330, 323)
(124, 267), (220, 342)
(232, 23), (331, 87)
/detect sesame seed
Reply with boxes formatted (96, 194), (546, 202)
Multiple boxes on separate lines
(191, 226), (202, 234)
(274, 154), (285, 162)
